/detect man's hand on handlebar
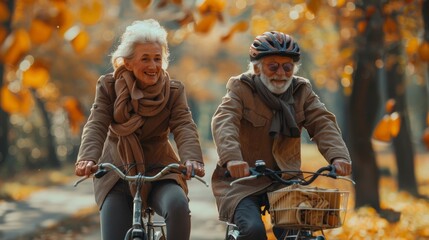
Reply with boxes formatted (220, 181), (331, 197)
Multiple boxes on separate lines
(75, 160), (98, 177)
(184, 160), (205, 180)
(332, 158), (352, 176)
(226, 160), (250, 178)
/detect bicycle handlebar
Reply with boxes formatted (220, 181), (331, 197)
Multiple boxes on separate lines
(229, 160), (355, 186)
(74, 162), (209, 187)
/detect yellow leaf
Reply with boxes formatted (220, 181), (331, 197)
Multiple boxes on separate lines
(22, 61), (50, 89)
(55, 5), (75, 36)
(0, 29), (31, 66)
(79, 0), (103, 25)
(194, 14), (217, 33)
(307, 0), (322, 15)
(29, 19), (53, 44)
(220, 21), (248, 42)
(372, 115), (392, 142)
(198, 0), (226, 15)
(71, 30), (90, 53)
(405, 38), (419, 56)
(0, 86), (33, 115)
(63, 97), (85, 134)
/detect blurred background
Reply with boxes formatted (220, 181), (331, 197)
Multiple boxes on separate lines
(0, 0), (429, 239)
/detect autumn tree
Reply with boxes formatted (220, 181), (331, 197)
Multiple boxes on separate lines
(0, 1), (14, 166)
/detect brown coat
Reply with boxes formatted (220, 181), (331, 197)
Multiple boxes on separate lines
(77, 73), (203, 208)
(211, 73), (351, 222)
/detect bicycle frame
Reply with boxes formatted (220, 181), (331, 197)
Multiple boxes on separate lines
(75, 162), (208, 240)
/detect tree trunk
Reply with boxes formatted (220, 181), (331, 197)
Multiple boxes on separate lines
(32, 89), (61, 168)
(0, 0), (15, 165)
(384, 13), (419, 196)
(349, 2), (384, 211)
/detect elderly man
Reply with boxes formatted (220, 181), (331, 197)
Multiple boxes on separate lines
(211, 31), (352, 240)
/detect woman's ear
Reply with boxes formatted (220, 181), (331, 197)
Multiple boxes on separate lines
(123, 59), (133, 71)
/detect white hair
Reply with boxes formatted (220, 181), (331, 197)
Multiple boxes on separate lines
(111, 19), (170, 70)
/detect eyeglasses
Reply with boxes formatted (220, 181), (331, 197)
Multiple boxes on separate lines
(266, 62), (294, 73)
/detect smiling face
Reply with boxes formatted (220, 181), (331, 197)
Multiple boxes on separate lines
(254, 55), (295, 94)
(124, 42), (163, 89)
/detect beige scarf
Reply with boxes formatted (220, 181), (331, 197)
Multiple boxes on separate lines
(109, 65), (170, 176)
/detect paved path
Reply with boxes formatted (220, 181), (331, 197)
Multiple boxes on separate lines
(0, 147), (226, 240)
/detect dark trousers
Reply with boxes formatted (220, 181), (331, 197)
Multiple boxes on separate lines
(100, 179), (191, 240)
(233, 194), (285, 240)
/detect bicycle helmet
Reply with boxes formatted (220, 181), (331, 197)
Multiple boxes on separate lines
(249, 31), (300, 62)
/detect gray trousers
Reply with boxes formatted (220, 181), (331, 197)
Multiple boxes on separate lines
(233, 194), (286, 240)
(100, 179), (191, 240)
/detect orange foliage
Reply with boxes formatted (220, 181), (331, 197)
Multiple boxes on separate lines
(63, 97), (85, 135)
(79, 0), (103, 25)
(133, 0), (152, 11)
(418, 41), (429, 62)
(0, 29), (31, 66)
(357, 20), (367, 33)
(220, 21), (248, 42)
(70, 30), (90, 53)
(194, 14), (218, 33)
(423, 127), (429, 149)
(405, 37), (419, 56)
(0, 26), (7, 45)
(0, 85), (33, 115)
(198, 0), (226, 16)
(306, 0), (322, 15)
(0, 1), (10, 22)
(385, 99), (396, 113)
(22, 60), (50, 89)
(54, 4), (75, 36)
(29, 19), (53, 44)
(373, 112), (401, 142)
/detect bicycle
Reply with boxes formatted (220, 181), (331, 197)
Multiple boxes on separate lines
(74, 162), (208, 240)
(224, 160), (355, 240)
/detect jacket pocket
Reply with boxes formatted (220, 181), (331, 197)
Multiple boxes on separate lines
(243, 108), (267, 127)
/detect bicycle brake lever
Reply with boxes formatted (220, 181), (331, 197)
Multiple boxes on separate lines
(73, 176), (90, 187)
(337, 176), (356, 185)
(230, 175), (257, 186)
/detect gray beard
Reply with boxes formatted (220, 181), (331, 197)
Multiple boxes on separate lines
(260, 72), (293, 94)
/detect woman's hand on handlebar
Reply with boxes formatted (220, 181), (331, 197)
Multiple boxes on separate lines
(184, 160), (205, 179)
(332, 158), (352, 176)
(226, 160), (250, 178)
(75, 160), (98, 177)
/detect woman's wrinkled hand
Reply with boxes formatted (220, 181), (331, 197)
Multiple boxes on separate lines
(226, 160), (250, 178)
(332, 159), (352, 176)
(75, 160), (97, 177)
(184, 160), (205, 179)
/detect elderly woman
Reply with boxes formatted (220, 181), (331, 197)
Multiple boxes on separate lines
(74, 19), (204, 240)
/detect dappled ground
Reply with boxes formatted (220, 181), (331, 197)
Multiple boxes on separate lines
(1, 143), (429, 239)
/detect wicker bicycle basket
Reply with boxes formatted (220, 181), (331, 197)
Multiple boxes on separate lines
(267, 184), (349, 231)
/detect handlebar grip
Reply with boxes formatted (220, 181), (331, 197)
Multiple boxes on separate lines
(94, 169), (108, 178)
